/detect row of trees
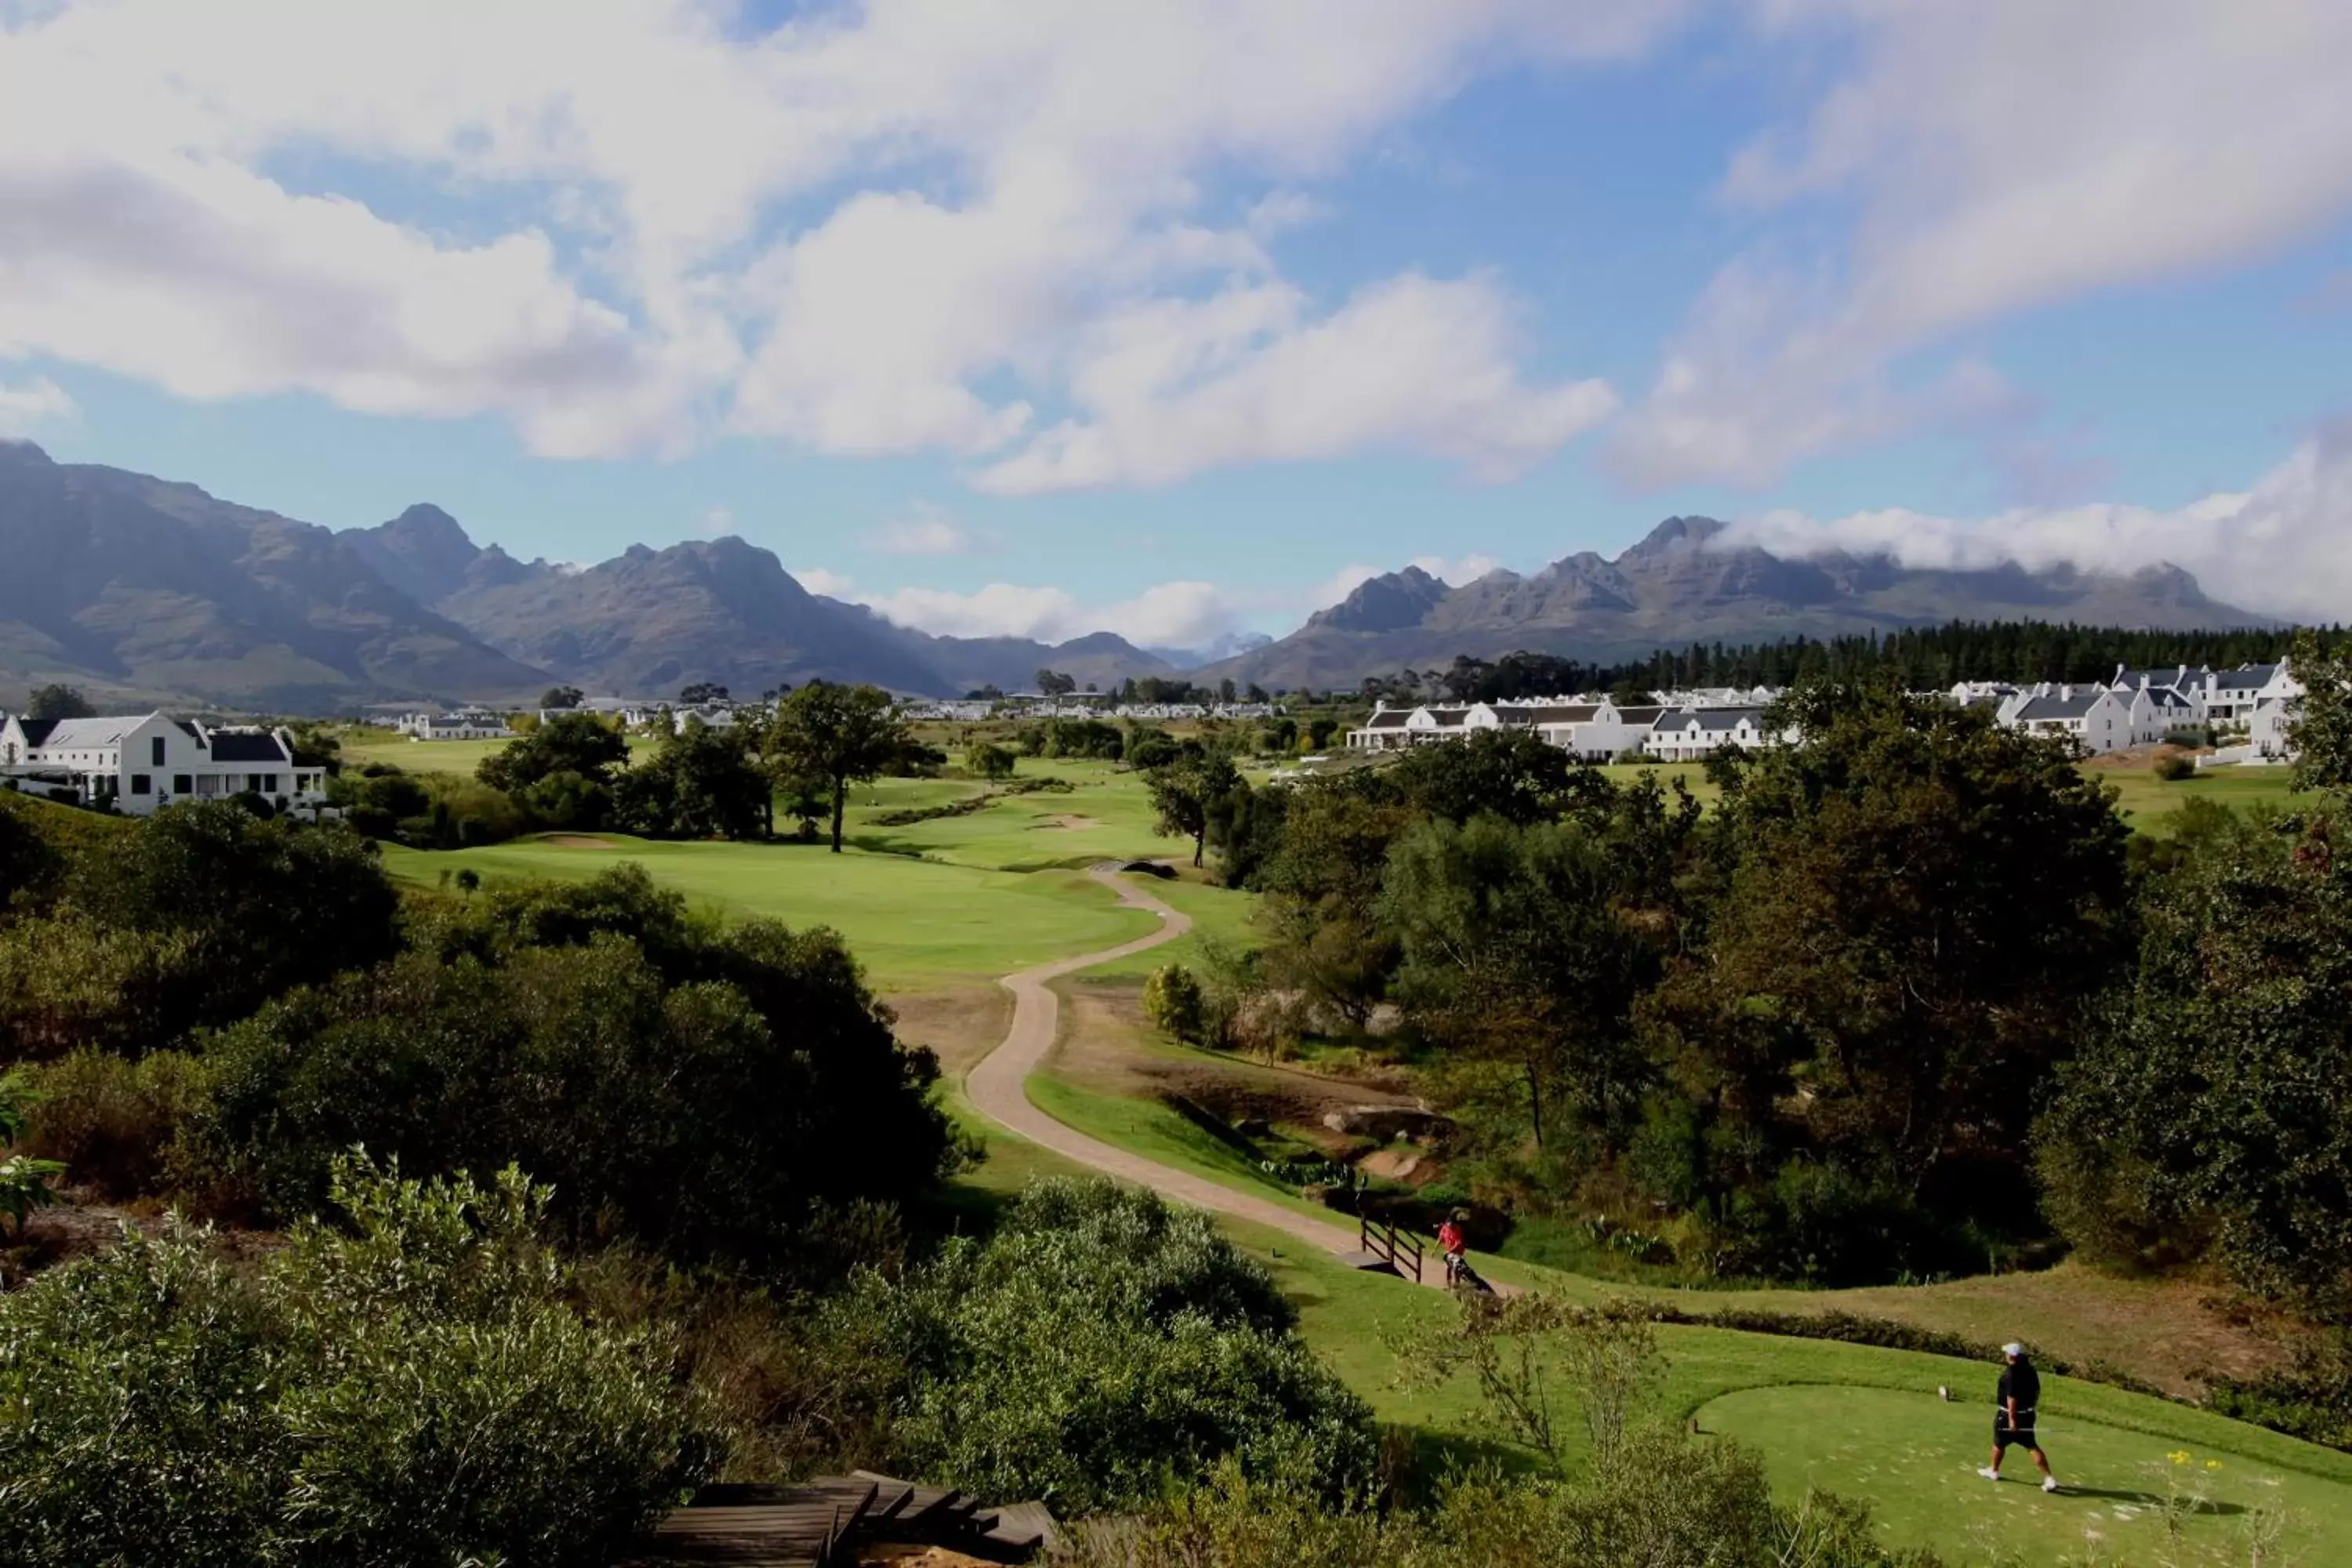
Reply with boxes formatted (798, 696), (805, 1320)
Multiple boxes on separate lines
(328, 682), (922, 853)
(1181, 636), (2352, 1301)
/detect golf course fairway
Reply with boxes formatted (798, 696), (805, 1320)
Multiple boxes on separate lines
(1704, 1383), (2351, 1564)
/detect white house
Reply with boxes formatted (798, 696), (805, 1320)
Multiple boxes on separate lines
(1512, 700), (1647, 762)
(1998, 685), (2138, 753)
(2248, 696), (2300, 762)
(2200, 662), (2301, 725)
(1643, 706), (1780, 761)
(396, 710), (510, 741)
(0, 713), (326, 816)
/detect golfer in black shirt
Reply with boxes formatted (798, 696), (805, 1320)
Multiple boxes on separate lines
(1979, 1342), (2059, 1492)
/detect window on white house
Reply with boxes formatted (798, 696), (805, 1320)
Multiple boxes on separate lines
(130, 774), (151, 794)
(172, 774), (191, 794)
(151, 736), (165, 766)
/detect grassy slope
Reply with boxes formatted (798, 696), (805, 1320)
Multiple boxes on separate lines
(950, 1085), (2352, 1566)
(379, 835), (1153, 990)
(2092, 760), (2312, 826)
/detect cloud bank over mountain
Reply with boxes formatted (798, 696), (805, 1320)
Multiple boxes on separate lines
(1724, 426), (2352, 623)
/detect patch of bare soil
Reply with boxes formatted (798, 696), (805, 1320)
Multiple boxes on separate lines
(857, 1547), (1000, 1567)
(884, 985), (1016, 1076)
(1051, 979), (1417, 1135)
(1033, 813), (1102, 831)
(539, 833), (620, 848)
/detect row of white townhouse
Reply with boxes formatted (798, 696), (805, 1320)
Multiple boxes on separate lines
(1345, 699), (1789, 761)
(0, 713), (328, 816)
(1969, 660), (2303, 758)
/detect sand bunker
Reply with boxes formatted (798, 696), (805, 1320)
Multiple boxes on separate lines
(539, 833), (619, 849)
(1036, 814), (1103, 831)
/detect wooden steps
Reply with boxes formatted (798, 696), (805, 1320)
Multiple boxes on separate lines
(635, 1472), (1060, 1566)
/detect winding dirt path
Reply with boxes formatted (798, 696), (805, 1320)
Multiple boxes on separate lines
(966, 867), (1459, 1289)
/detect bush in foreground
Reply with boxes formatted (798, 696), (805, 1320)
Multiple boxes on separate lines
(199, 866), (956, 1270)
(836, 1179), (1377, 1513)
(0, 1158), (714, 1567)
(1055, 1435), (1936, 1567)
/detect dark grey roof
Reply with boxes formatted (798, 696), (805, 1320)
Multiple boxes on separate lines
(1692, 707), (1766, 733)
(207, 731), (292, 763)
(1363, 710), (1408, 729)
(1428, 709), (1468, 727)
(1519, 704), (1600, 725)
(16, 719), (58, 747)
(1615, 706), (1666, 726)
(2015, 691), (2103, 721)
(2213, 663), (2281, 691)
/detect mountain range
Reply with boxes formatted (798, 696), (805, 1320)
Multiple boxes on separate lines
(0, 444), (1177, 710)
(1191, 516), (2266, 690)
(0, 443), (2269, 713)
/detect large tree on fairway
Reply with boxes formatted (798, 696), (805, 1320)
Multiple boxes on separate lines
(768, 682), (908, 852)
(1382, 813), (1660, 1150)
(1144, 743), (1241, 867)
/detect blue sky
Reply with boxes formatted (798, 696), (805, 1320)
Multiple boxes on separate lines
(4, 1), (2350, 645)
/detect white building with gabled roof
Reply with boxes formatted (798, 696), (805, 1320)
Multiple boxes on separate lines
(0, 712), (328, 816)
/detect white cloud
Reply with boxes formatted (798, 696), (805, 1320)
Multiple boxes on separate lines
(793, 566), (858, 599)
(975, 274), (1617, 493)
(1720, 424), (2352, 622)
(0, 0), (1662, 478)
(857, 577), (1237, 648)
(871, 502), (982, 557)
(695, 507), (734, 538)
(0, 375), (74, 436)
(1409, 553), (1501, 583)
(1611, 0), (2352, 488)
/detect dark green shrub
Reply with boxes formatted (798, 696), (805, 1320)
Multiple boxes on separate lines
(201, 871), (953, 1269)
(0, 913), (209, 1061)
(19, 1047), (213, 1199)
(0, 1158), (716, 1567)
(833, 1178), (1376, 1512)
(2153, 753), (2196, 781)
(62, 802), (401, 1034)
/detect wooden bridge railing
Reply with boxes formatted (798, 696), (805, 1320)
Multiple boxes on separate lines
(1358, 1214), (1423, 1283)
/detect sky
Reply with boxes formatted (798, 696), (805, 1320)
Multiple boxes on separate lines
(2, 0), (2350, 652)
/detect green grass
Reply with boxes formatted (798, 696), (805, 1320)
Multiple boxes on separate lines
(1024, 1072), (1302, 1200)
(379, 834), (1155, 989)
(340, 729), (517, 776)
(1711, 1383), (2351, 1565)
(845, 759), (1188, 869)
(1082, 876), (1264, 978)
(1240, 1234), (2352, 1565)
(2094, 760), (2313, 827)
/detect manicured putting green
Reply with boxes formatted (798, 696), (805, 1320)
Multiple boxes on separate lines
(1704, 1383), (2352, 1566)
(379, 836), (1156, 988)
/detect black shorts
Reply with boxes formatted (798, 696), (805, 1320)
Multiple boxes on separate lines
(1994, 1420), (2038, 1450)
